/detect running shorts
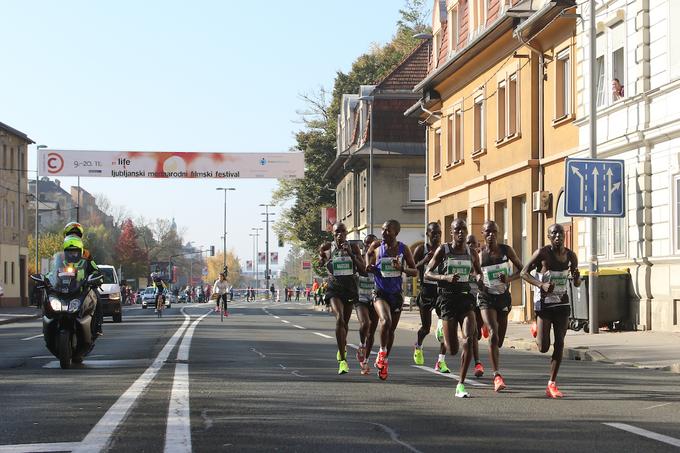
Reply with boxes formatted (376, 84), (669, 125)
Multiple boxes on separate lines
(374, 289), (404, 313)
(436, 292), (475, 321)
(477, 291), (512, 313)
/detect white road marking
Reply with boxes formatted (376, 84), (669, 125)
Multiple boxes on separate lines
(20, 334), (42, 341)
(281, 320), (290, 324)
(313, 332), (332, 339)
(72, 307), (195, 453)
(346, 343), (376, 357)
(0, 442), (81, 452)
(642, 402), (673, 410)
(273, 316), (280, 319)
(411, 365), (489, 387)
(279, 364), (287, 370)
(369, 422), (423, 453)
(292, 325), (306, 330)
(603, 423), (680, 448)
(291, 370), (307, 378)
(250, 348), (266, 358)
(165, 311), (210, 453)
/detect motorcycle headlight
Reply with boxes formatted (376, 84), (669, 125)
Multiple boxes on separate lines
(49, 297), (62, 312)
(68, 299), (81, 313)
(109, 292), (121, 300)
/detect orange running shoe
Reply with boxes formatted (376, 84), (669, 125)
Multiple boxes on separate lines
(481, 325), (489, 339)
(474, 362), (484, 378)
(375, 351), (388, 380)
(494, 374), (506, 392)
(356, 346), (366, 364)
(546, 382), (563, 398)
(530, 321), (538, 338)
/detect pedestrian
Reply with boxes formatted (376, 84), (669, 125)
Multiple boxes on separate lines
(521, 223), (581, 398)
(425, 218), (482, 398)
(270, 284), (275, 300)
(366, 219), (418, 380)
(295, 286), (300, 301)
(412, 222), (450, 372)
(311, 279), (319, 305)
(355, 234), (379, 375)
(319, 221), (365, 374)
(477, 221), (523, 392)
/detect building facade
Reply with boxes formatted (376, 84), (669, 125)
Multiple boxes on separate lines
(326, 42), (429, 248)
(574, 0), (680, 331)
(410, 0), (578, 322)
(0, 122), (34, 307)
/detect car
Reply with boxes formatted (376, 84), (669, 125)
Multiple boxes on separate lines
(165, 289), (178, 304)
(141, 286), (171, 309)
(97, 265), (122, 323)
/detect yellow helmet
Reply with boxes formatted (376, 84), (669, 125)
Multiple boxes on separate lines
(63, 222), (84, 238)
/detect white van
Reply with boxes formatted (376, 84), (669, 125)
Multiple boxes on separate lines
(97, 265), (122, 323)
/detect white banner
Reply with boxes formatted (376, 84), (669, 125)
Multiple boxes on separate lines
(39, 149), (304, 179)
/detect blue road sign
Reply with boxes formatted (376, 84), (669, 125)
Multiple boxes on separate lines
(565, 158), (625, 217)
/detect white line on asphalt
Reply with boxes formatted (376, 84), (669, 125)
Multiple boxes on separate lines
(72, 307), (195, 453)
(313, 332), (333, 339)
(411, 365), (489, 387)
(368, 423), (423, 453)
(273, 316), (280, 319)
(0, 442), (81, 452)
(279, 364), (287, 370)
(20, 334), (42, 341)
(165, 311), (211, 453)
(642, 402), (673, 410)
(603, 423), (680, 448)
(292, 325), (306, 330)
(291, 370), (307, 378)
(281, 319), (291, 324)
(250, 348), (266, 358)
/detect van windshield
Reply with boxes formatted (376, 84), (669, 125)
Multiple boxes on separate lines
(99, 267), (117, 284)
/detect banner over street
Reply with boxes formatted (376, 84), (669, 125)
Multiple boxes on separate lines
(39, 149), (305, 179)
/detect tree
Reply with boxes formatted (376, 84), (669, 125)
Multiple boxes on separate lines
(83, 224), (115, 264)
(116, 218), (148, 279)
(205, 252), (242, 286)
(27, 233), (63, 274)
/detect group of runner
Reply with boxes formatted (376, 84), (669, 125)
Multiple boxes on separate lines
(318, 218), (581, 399)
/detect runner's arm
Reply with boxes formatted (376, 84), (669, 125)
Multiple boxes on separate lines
(568, 251), (582, 287)
(399, 245), (418, 277)
(349, 243), (365, 274)
(505, 246), (524, 283)
(424, 245), (447, 282)
(520, 249), (552, 292)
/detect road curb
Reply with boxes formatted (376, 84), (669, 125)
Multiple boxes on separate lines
(0, 314), (41, 325)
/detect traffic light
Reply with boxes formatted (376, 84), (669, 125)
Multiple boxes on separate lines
(209, 245), (215, 256)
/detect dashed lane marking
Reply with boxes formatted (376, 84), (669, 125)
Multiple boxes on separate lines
(0, 442), (81, 452)
(20, 334), (42, 341)
(410, 365), (489, 387)
(292, 325), (306, 330)
(313, 332), (333, 339)
(281, 320), (291, 324)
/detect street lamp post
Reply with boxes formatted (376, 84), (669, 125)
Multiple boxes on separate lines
(35, 145), (47, 273)
(358, 94), (374, 234)
(216, 187), (235, 272)
(250, 227), (262, 289)
(260, 204), (275, 295)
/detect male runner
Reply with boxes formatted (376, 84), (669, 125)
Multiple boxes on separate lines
(355, 234), (379, 375)
(521, 224), (581, 398)
(466, 234), (486, 377)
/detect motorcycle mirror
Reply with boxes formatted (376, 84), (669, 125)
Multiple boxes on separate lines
(30, 274), (44, 283)
(88, 274), (104, 285)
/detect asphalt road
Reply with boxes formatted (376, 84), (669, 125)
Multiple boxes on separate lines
(0, 300), (679, 452)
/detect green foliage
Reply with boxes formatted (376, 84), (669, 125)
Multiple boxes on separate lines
(27, 233), (63, 273)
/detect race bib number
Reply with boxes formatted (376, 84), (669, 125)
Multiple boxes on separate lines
(483, 262), (510, 294)
(358, 275), (374, 296)
(543, 270), (569, 304)
(332, 256), (353, 276)
(446, 258), (471, 282)
(380, 256), (402, 278)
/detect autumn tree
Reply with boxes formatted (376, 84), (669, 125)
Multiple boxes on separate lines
(116, 218), (148, 279)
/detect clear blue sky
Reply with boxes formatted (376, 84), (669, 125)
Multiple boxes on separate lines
(1, 1), (408, 269)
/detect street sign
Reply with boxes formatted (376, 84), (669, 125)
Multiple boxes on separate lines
(565, 158), (625, 217)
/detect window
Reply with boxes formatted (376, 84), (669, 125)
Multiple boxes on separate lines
(675, 176), (680, 251)
(3, 262), (7, 285)
(408, 174), (426, 204)
(613, 216), (626, 255)
(2, 145), (5, 168)
(556, 49), (571, 118)
(433, 128), (442, 175)
(497, 81), (506, 139)
(448, 6), (459, 53)
(2, 199), (7, 226)
(471, 0), (488, 35)
(596, 55), (606, 107)
(494, 200), (508, 242)
(11, 262), (15, 285)
(454, 109), (463, 162)
(10, 201), (15, 227)
(597, 217), (607, 256)
(346, 177), (353, 217)
(9, 147), (14, 171)
(360, 170), (367, 211)
(473, 94), (485, 154)
(671, 1), (680, 79)
(447, 116), (454, 165)
(498, 72), (519, 140)
(20, 206), (25, 230)
(508, 74), (518, 135)
(433, 30), (442, 68)
(610, 23), (625, 103)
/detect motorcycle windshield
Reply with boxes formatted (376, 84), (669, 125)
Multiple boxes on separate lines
(46, 252), (86, 294)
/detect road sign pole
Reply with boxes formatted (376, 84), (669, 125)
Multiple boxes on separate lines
(588, 0), (599, 334)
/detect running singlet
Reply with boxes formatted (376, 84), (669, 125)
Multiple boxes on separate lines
(537, 246), (572, 308)
(325, 243), (357, 287)
(374, 242), (406, 294)
(418, 243), (438, 292)
(357, 273), (375, 302)
(437, 243), (472, 295)
(481, 244), (511, 295)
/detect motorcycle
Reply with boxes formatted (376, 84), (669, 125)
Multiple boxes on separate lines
(31, 252), (103, 369)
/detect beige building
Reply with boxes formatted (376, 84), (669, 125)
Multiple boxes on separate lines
(0, 121), (34, 307)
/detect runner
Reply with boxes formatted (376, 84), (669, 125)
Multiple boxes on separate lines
(355, 234), (379, 375)
(366, 220), (417, 380)
(319, 222), (365, 375)
(466, 234), (486, 378)
(521, 223), (581, 398)
(425, 218), (482, 398)
(477, 221), (523, 392)
(412, 222), (449, 372)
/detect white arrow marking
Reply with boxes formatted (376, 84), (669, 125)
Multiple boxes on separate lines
(571, 166), (585, 210)
(592, 166), (600, 211)
(607, 168), (621, 211)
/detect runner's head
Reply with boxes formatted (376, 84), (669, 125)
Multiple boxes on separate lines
(332, 222), (348, 244)
(363, 234), (378, 250)
(466, 234), (480, 253)
(482, 220), (499, 246)
(450, 218), (468, 245)
(426, 222), (442, 247)
(547, 223), (565, 249)
(63, 221), (84, 238)
(381, 220), (400, 244)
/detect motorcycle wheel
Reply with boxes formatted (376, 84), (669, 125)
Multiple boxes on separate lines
(58, 330), (73, 369)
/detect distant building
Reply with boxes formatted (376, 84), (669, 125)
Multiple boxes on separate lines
(0, 121), (34, 307)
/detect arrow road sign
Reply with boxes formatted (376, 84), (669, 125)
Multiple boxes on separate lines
(565, 158), (625, 217)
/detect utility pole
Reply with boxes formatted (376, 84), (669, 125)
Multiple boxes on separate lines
(588, 0), (599, 334)
(216, 187), (235, 272)
(35, 145), (47, 273)
(250, 227), (262, 290)
(260, 204), (275, 295)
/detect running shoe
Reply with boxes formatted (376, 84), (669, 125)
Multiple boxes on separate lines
(224, 311), (229, 317)
(481, 324), (489, 339)
(336, 349), (346, 362)
(434, 359), (450, 373)
(474, 362), (484, 378)
(413, 346), (424, 365)
(356, 346), (366, 364)
(494, 374), (506, 392)
(375, 351), (388, 380)
(338, 360), (349, 374)
(530, 321), (538, 338)
(360, 361), (371, 375)
(455, 383), (470, 398)
(546, 382), (563, 398)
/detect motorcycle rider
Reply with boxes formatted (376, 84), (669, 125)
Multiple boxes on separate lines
(151, 272), (168, 311)
(62, 222), (104, 336)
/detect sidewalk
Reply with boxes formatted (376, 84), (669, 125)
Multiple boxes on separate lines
(312, 303), (680, 374)
(0, 305), (41, 325)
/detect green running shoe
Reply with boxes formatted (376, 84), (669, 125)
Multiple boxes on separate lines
(338, 360), (349, 374)
(413, 346), (424, 365)
(455, 383), (470, 398)
(336, 349), (346, 361)
(435, 359), (450, 373)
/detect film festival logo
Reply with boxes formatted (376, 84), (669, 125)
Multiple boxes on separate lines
(46, 152), (64, 174)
